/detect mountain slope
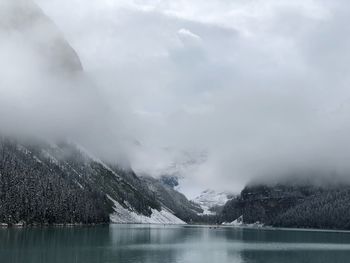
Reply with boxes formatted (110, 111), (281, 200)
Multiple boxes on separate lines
(0, 0), (186, 225)
(220, 180), (350, 230)
(272, 187), (350, 229)
(0, 138), (111, 225)
(142, 176), (203, 222)
(0, 0), (82, 73)
(193, 190), (233, 215)
(0, 137), (188, 225)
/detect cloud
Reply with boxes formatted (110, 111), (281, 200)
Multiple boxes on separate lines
(4, 0), (350, 194)
(177, 28), (202, 46)
(0, 0), (133, 167)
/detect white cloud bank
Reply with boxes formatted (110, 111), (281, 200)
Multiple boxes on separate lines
(3, 0), (350, 193)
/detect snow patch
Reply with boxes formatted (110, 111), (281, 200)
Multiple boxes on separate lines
(108, 196), (185, 224)
(223, 215), (263, 228)
(223, 215), (244, 226)
(193, 189), (233, 215)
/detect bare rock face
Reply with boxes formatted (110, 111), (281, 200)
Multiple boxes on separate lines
(0, 0), (82, 74)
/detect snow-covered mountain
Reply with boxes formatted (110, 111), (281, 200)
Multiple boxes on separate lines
(193, 189), (234, 215)
(141, 175), (203, 222)
(109, 197), (185, 224)
(0, 0), (186, 225)
(0, 138), (186, 225)
(1, 0), (231, 226)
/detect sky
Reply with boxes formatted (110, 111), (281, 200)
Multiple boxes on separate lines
(2, 0), (350, 196)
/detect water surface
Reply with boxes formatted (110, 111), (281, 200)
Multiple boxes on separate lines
(1, 224), (350, 263)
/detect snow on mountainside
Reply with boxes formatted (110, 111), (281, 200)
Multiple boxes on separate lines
(77, 145), (186, 224)
(141, 175), (203, 223)
(0, 137), (185, 225)
(0, 0), (186, 225)
(50, 141), (186, 224)
(108, 196), (185, 224)
(193, 190), (234, 215)
(222, 215), (244, 226)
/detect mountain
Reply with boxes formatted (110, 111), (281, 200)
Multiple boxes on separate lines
(0, 138), (170, 225)
(0, 138), (110, 225)
(0, 0), (82, 73)
(0, 0), (187, 225)
(193, 189), (234, 215)
(220, 179), (350, 230)
(141, 176), (203, 223)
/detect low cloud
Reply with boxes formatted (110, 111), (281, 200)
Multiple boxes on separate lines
(3, 0), (350, 193)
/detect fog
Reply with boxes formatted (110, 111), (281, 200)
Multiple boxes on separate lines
(2, 0), (350, 195)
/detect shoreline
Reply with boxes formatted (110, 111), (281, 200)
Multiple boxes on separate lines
(218, 224), (350, 234)
(0, 222), (109, 228)
(2, 222), (350, 234)
(180, 223), (350, 234)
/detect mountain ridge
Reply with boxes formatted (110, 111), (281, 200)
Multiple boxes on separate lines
(0, 0), (187, 226)
(220, 180), (350, 230)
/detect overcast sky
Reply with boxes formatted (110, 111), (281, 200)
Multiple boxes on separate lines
(3, 0), (350, 196)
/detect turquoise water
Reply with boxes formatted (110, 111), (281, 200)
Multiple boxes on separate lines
(1, 224), (350, 263)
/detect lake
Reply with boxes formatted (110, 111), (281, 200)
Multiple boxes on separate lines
(1, 224), (350, 263)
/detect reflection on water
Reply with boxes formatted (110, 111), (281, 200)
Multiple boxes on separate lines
(1, 225), (350, 263)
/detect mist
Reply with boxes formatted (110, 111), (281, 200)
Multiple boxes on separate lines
(0, 0), (133, 167)
(2, 0), (350, 195)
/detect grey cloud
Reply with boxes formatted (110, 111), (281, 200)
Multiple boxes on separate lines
(3, 0), (350, 194)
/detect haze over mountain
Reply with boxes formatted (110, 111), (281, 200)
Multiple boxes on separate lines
(0, 0), (193, 225)
(32, 0), (350, 192)
(3, 0), (350, 230)
(3, 0), (350, 198)
(0, 0), (133, 168)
